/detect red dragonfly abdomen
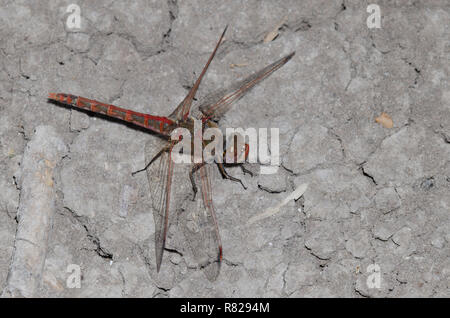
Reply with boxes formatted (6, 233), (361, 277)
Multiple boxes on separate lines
(48, 93), (174, 135)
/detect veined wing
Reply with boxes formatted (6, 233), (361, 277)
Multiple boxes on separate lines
(145, 137), (174, 272)
(169, 26), (228, 122)
(146, 138), (222, 280)
(197, 52), (295, 121)
(181, 163), (222, 281)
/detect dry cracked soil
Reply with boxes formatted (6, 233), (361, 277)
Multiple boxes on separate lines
(0, 0), (449, 297)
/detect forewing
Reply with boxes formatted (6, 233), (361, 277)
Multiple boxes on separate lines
(169, 26), (228, 122)
(197, 52), (295, 121)
(181, 163), (222, 281)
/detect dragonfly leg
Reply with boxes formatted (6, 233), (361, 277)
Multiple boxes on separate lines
(189, 163), (205, 201)
(131, 146), (169, 176)
(240, 164), (254, 177)
(217, 163), (247, 190)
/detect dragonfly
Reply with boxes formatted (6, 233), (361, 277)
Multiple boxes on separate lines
(48, 26), (294, 281)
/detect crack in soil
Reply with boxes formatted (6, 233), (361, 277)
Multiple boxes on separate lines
(64, 207), (113, 260)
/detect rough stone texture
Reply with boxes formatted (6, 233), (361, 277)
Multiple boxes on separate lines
(374, 187), (401, 214)
(0, 0), (449, 297)
(2, 126), (67, 297)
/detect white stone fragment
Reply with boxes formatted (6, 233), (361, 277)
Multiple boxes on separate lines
(2, 126), (67, 297)
(247, 183), (308, 225)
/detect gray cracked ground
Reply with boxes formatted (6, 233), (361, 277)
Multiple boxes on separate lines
(0, 0), (449, 297)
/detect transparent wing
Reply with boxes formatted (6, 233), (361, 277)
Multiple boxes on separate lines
(145, 137), (173, 272)
(181, 163), (222, 281)
(197, 52), (295, 121)
(146, 138), (222, 280)
(169, 26), (228, 122)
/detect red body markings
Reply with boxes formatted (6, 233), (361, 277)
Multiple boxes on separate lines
(48, 93), (174, 135)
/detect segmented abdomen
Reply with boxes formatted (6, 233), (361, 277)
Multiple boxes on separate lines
(48, 93), (174, 135)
